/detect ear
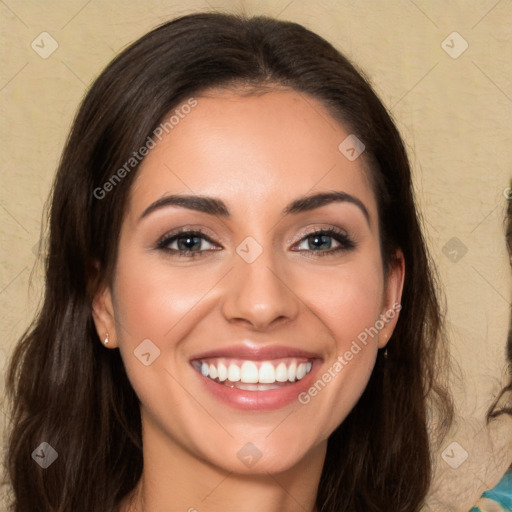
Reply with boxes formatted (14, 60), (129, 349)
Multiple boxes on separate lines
(378, 248), (405, 348)
(91, 283), (119, 348)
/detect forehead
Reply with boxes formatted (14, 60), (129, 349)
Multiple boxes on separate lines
(128, 89), (377, 225)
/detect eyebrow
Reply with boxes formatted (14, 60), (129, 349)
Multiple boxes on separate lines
(139, 191), (370, 225)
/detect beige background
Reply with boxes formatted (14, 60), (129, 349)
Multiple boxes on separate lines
(1, 1), (511, 510)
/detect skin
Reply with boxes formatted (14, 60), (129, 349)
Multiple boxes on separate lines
(92, 89), (404, 512)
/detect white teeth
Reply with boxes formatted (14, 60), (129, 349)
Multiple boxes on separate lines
(288, 361), (297, 382)
(240, 361), (259, 383)
(209, 364), (218, 379)
(217, 362), (227, 382)
(259, 362), (275, 383)
(275, 362), (288, 382)
(296, 363), (306, 380)
(197, 358), (314, 385)
(227, 363), (241, 382)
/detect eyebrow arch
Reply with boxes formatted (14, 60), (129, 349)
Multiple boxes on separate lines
(139, 191), (370, 225)
(283, 191), (370, 225)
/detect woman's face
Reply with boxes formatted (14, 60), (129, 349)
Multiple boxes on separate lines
(93, 89), (403, 475)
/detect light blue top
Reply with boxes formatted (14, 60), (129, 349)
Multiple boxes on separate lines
(469, 471), (512, 511)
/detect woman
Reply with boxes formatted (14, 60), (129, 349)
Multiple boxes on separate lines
(4, 12), (452, 512)
(468, 183), (512, 512)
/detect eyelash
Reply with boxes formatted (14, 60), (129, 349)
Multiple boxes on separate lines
(156, 227), (355, 258)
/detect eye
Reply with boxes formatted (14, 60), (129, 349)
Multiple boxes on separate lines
(156, 227), (355, 259)
(293, 228), (355, 256)
(156, 229), (219, 257)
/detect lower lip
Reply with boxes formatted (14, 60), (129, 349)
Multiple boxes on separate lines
(193, 361), (320, 411)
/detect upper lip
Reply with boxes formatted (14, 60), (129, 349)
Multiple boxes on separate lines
(190, 343), (322, 362)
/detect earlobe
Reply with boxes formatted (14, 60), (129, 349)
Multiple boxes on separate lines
(378, 249), (405, 348)
(91, 285), (118, 348)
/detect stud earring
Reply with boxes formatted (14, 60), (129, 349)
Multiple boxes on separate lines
(104, 333), (109, 345)
(383, 333), (389, 358)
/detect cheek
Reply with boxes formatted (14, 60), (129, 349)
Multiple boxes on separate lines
(291, 258), (385, 433)
(302, 259), (385, 344)
(110, 254), (208, 429)
(112, 254), (212, 342)
(110, 250), (231, 406)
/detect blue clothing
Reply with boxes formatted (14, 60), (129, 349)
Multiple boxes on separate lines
(469, 471), (512, 511)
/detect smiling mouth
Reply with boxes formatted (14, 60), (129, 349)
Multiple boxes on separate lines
(191, 357), (314, 391)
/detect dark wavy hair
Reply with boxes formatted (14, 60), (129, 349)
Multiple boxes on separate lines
(3, 12), (453, 512)
(487, 181), (512, 421)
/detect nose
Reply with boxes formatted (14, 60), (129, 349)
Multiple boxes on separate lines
(221, 245), (300, 331)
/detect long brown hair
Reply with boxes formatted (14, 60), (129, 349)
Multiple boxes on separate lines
(4, 12), (452, 511)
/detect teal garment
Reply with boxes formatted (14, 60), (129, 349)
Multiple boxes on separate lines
(469, 471), (512, 511)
